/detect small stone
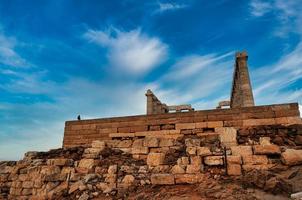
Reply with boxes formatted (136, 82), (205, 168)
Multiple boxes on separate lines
(281, 149), (302, 166)
(259, 137), (271, 145)
(108, 165), (118, 174)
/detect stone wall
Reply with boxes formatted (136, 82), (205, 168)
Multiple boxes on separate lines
(63, 103), (301, 147)
(1, 124), (302, 199)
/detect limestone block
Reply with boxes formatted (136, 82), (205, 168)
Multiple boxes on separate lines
(174, 174), (204, 184)
(150, 147), (170, 153)
(84, 148), (102, 155)
(159, 138), (175, 147)
(242, 155), (268, 165)
(176, 123), (195, 130)
(207, 121), (223, 128)
(186, 147), (196, 155)
(177, 157), (190, 166)
(185, 138), (201, 147)
(131, 147), (149, 154)
(108, 165), (118, 174)
(204, 156), (224, 166)
(231, 146), (253, 156)
(144, 138), (159, 147)
(122, 175), (135, 185)
(195, 122), (207, 128)
(78, 159), (95, 169)
(91, 140), (106, 149)
(227, 164), (241, 176)
(259, 137), (271, 145)
(196, 147), (212, 156)
(190, 156), (201, 166)
(151, 174), (175, 185)
(147, 153), (165, 166)
(227, 155), (242, 165)
(69, 181), (85, 194)
(186, 164), (202, 173)
(46, 159), (74, 166)
(117, 140), (132, 148)
(171, 165), (185, 174)
(217, 127), (237, 147)
(132, 139), (144, 147)
(281, 149), (302, 166)
(242, 164), (273, 172)
(132, 154), (147, 160)
(253, 145), (281, 155)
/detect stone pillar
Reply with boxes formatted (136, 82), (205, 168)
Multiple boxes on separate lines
(230, 52), (255, 108)
(146, 89), (154, 115)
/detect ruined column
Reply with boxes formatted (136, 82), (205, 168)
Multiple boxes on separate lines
(230, 52), (255, 108)
(146, 89), (154, 115)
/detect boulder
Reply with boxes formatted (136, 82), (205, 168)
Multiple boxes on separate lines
(147, 153), (165, 166)
(151, 174), (175, 185)
(253, 145), (281, 155)
(281, 149), (302, 166)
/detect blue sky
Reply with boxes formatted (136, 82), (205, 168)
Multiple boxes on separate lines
(0, 0), (301, 160)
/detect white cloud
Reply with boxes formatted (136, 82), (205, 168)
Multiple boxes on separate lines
(0, 33), (30, 67)
(299, 104), (302, 117)
(249, 0), (272, 17)
(84, 28), (168, 75)
(157, 2), (188, 12)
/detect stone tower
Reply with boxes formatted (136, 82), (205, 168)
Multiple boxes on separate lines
(230, 51), (255, 108)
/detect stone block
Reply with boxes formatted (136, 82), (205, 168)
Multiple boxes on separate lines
(253, 145), (281, 155)
(46, 159), (74, 166)
(227, 155), (242, 165)
(195, 122), (207, 128)
(231, 146), (253, 156)
(91, 140), (106, 149)
(159, 138), (175, 147)
(207, 121), (223, 128)
(84, 148), (102, 155)
(144, 138), (159, 147)
(117, 140), (132, 148)
(174, 174), (204, 184)
(147, 153), (165, 166)
(131, 147), (149, 154)
(227, 164), (241, 176)
(78, 159), (95, 169)
(281, 149), (302, 166)
(242, 155), (268, 165)
(190, 156), (202, 166)
(176, 123), (195, 130)
(132, 139), (144, 147)
(177, 157), (190, 166)
(186, 164), (202, 173)
(22, 181), (34, 189)
(108, 165), (118, 174)
(217, 127), (237, 147)
(121, 175), (135, 186)
(151, 174), (175, 185)
(204, 156), (224, 166)
(259, 137), (271, 145)
(151, 165), (170, 173)
(242, 164), (273, 172)
(132, 154), (147, 160)
(186, 147), (196, 155)
(185, 138), (201, 147)
(196, 147), (212, 156)
(105, 174), (117, 183)
(171, 165), (185, 174)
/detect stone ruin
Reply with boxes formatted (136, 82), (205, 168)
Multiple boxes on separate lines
(1, 51), (302, 200)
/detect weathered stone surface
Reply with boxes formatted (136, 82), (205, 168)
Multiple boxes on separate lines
(186, 147), (196, 155)
(132, 139), (144, 147)
(185, 138), (201, 147)
(147, 153), (165, 166)
(69, 181), (85, 194)
(196, 147), (211, 156)
(171, 165), (185, 174)
(217, 127), (237, 147)
(177, 157), (190, 166)
(242, 164), (273, 172)
(186, 164), (202, 173)
(46, 159), (74, 166)
(253, 145), (281, 155)
(204, 156), (224, 166)
(174, 174), (204, 184)
(151, 165), (170, 173)
(117, 140), (132, 148)
(242, 155), (268, 165)
(151, 174), (175, 185)
(122, 175), (135, 185)
(108, 165), (117, 174)
(227, 164), (241, 175)
(227, 155), (242, 165)
(96, 182), (116, 193)
(132, 147), (149, 154)
(190, 156), (201, 166)
(78, 159), (95, 169)
(144, 137), (159, 147)
(159, 138), (174, 147)
(104, 174), (117, 183)
(281, 149), (302, 166)
(231, 146), (253, 156)
(91, 140), (106, 149)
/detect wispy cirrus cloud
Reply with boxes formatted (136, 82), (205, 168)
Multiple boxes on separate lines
(83, 28), (168, 75)
(156, 2), (188, 12)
